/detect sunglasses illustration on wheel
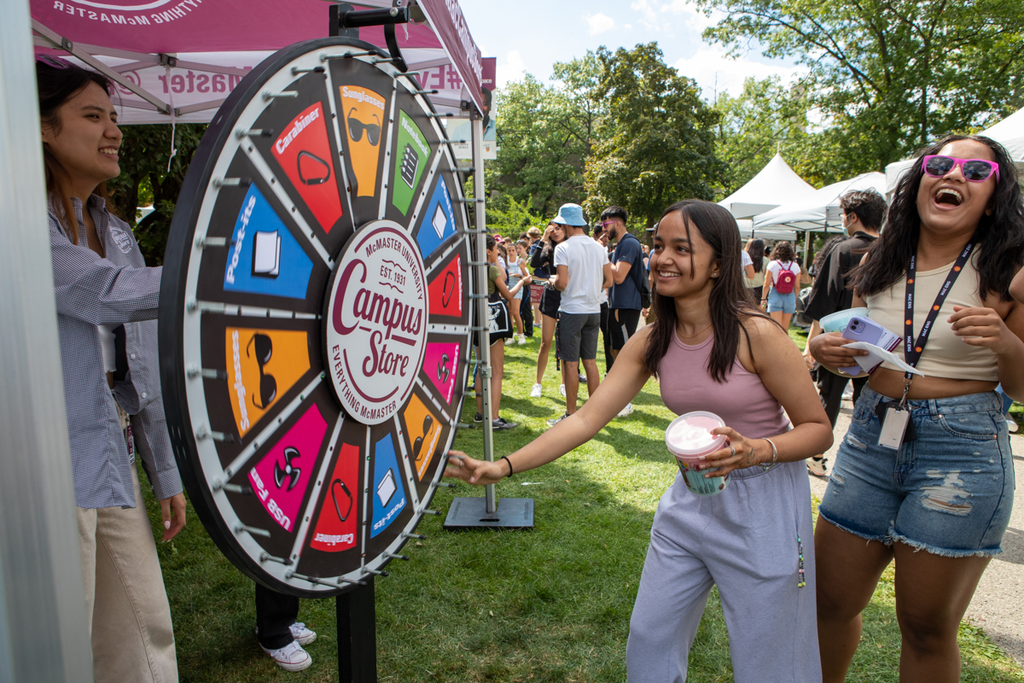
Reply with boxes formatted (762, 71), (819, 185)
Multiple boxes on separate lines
(246, 333), (277, 409)
(412, 414), (434, 460)
(347, 109), (381, 146)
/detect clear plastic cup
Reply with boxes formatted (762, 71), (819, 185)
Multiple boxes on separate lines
(665, 411), (729, 496)
(819, 307), (869, 334)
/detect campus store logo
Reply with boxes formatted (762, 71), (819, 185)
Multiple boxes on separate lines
(325, 222), (427, 425)
(50, 0), (205, 27)
(224, 328), (310, 437)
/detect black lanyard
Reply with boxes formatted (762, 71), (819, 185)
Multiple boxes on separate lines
(903, 241), (975, 380)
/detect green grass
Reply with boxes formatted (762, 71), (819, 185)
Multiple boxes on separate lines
(143, 330), (1023, 682)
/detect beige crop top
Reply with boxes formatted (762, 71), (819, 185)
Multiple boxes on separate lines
(865, 251), (999, 382)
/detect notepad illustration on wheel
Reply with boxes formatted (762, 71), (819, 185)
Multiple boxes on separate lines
(376, 468), (396, 506)
(400, 143), (419, 189)
(252, 230), (281, 278)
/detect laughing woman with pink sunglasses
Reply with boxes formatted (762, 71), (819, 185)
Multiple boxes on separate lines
(809, 135), (1024, 682)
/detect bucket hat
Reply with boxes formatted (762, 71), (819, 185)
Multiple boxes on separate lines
(551, 203), (587, 227)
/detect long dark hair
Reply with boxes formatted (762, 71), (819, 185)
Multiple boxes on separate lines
(539, 223), (563, 263)
(746, 238), (765, 273)
(643, 200), (771, 382)
(856, 134), (1024, 300)
(812, 235), (846, 277)
(37, 58), (116, 246)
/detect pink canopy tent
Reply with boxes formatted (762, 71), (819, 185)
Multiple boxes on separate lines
(30, 0), (490, 124)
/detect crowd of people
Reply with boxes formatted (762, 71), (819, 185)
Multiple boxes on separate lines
(37, 53), (1024, 682)
(451, 135), (1024, 682)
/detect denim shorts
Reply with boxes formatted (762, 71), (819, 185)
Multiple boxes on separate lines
(766, 287), (795, 314)
(819, 386), (1013, 557)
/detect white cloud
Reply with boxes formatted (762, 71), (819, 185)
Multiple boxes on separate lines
(659, 1), (721, 33)
(585, 12), (616, 35)
(673, 46), (807, 100)
(631, 0), (660, 30)
(497, 49), (526, 88)
(661, 0), (690, 13)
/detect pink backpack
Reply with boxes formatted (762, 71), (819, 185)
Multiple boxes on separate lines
(775, 262), (797, 294)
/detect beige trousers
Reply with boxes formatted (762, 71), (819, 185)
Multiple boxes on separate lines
(77, 466), (178, 683)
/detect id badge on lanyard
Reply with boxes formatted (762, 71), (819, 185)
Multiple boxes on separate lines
(876, 242), (974, 450)
(115, 399), (136, 464)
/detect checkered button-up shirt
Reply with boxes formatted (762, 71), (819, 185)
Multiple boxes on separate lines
(50, 195), (182, 509)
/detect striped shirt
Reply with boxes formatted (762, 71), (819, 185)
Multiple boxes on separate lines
(50, 195), (182, 508)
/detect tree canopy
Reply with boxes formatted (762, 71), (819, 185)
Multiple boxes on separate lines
(584, 43), (724, 229)
(697, 0), (1024, 172)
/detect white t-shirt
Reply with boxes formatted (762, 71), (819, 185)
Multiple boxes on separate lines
(741, 250), (753, 268)
(766, 259), (801, 289)
(554, 234), (609, 314)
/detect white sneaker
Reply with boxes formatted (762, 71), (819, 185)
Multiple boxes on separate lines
(261, 640), (312, 672)
(518, 334), (526, 345)
(559, 384), (566, 397)
(530, 383), (542, 398)
(289, 622), (316, 646)
(617, 402), (634, 417)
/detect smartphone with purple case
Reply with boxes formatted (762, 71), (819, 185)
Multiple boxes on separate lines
(840, 316), (897, 375)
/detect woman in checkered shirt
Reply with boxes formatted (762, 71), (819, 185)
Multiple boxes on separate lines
(38, 56), (184, 683)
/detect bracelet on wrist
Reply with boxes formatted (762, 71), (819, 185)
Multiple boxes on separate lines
(760, 438), (778, 472)
(502, 456), (514, 478)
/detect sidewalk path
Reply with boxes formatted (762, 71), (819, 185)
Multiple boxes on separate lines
(809, 399), (1024, 666)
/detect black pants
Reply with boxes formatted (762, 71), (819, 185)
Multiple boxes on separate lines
(599, 302), (611, 373)
(520, 294), (534, 336)
(255, 583), (299, 650)
(817, 369), (867, 428)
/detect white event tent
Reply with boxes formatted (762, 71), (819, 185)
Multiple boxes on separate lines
(719, 152), (817, 220)
(753, 172), (887, 233)
(751, 171), (887, 265)
(884, 107), (1024, 194)
(736, 219), (797, 243)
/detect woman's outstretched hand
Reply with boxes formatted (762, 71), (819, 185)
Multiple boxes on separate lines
(444, 450), (507, 485)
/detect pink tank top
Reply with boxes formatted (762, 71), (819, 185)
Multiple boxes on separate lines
(659, 331), (790, 440)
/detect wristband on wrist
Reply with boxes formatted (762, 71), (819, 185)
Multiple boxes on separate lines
(760, 438), (778, 472)
(502, 456), (514, 478)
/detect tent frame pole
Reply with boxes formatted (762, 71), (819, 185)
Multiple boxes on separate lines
(468, 117), (499, 515)
(1, 3), (95, 680)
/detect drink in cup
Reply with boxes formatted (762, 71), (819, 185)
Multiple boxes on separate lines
(665, 411), (729, 496)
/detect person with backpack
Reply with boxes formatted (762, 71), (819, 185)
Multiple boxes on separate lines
(761, 241), (801, 330)
(602, 205), (652, 417)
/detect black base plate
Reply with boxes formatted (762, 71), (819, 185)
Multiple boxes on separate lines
(443, 496), (534, 530)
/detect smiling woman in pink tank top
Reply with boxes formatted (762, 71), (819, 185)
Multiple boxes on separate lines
(446, 200), (833, 682)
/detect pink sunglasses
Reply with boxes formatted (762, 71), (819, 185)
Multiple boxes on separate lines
(921, 155), (1000, 183)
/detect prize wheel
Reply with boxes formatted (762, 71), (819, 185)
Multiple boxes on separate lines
(159, 37), (474, 596)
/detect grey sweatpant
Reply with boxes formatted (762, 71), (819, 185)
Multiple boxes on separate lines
(626, 461), (821, 682)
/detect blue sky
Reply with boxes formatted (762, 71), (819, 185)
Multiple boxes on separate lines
(457, 0), (805, 100)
